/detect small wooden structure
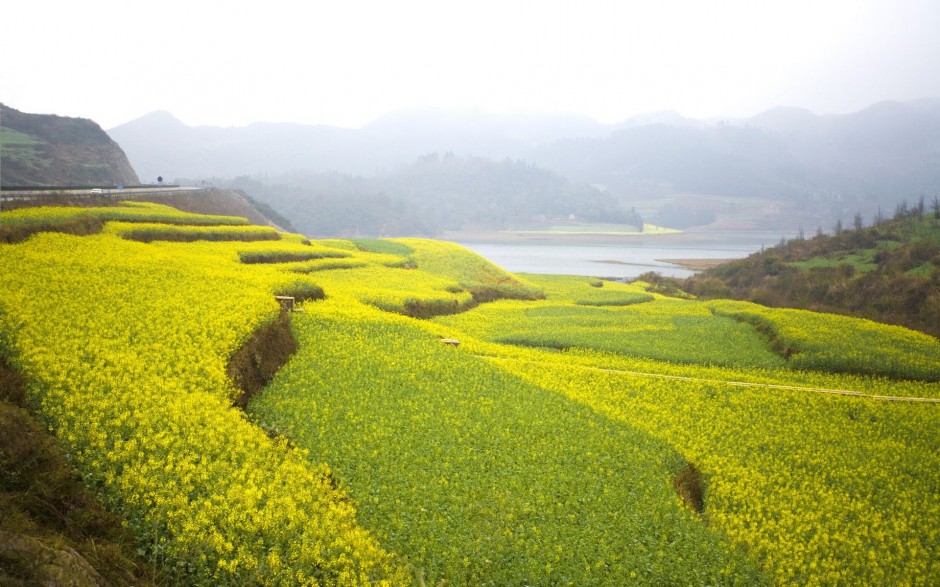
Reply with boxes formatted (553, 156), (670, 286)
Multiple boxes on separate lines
(275, 295), (295, 312)
(440, 338), (461, 348)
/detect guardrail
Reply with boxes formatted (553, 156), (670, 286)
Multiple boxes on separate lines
(0, 187), (207, 205)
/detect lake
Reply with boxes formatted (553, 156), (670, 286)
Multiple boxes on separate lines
(453, 232), (785, 279)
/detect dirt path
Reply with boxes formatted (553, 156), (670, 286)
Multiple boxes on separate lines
(479, 356), (940, 404)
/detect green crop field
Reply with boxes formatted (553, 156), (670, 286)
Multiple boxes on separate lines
(1, 203), (938, 585)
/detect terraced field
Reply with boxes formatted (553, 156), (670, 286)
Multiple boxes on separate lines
(1, 203), (937, 585)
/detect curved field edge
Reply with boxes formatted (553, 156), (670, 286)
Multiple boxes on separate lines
(248, 299), (767, 586)
(1, 204), (937, 584)
(0, 353), (161, 586)
(0, 232), (409, 585)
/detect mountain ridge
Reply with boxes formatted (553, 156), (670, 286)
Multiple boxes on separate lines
(107, 99), (940, 231)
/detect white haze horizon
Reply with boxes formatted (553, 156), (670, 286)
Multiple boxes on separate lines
(108, 98), (940, 133)
(3, 0), (940, 130)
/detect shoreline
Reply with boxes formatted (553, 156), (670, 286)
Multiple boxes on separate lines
(656, 258), (734, 271)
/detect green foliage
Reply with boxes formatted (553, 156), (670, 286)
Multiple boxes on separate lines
(0, 103), (138, 186)
(238, 249), (348, 264)
(436, 298), (788, 369)
(708, 300), (940, 381)
(249, 300), (766, 586)
(680, 214), (940, 337)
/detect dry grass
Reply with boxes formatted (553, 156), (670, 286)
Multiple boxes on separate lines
(0, 215), (105, 244)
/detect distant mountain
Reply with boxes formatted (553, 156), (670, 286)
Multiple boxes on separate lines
(107, 100), (940, 232)
(530, 99), (940, 227)
(1, 104), (139, 186)
(108, 108), (613, 181)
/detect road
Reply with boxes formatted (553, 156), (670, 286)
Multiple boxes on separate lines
(0, 186), (206, 203)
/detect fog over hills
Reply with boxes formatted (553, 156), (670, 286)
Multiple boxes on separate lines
(109, 108), (613, 180)
(108, 99), (940, 233)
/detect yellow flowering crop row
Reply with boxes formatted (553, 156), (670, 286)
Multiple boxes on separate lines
(0, 230), (410, 585)
(388, 238), (545, 301)
(105, 221), (282, 242)
(521, 273), (655, 306)
(708, 300), (940, 381)
(0, 201), (250, 226)
(500, 355), (939, 585)
(315, 265), (476, 318)
(248, 297), (767, 585)
(3, 204), (938, 585)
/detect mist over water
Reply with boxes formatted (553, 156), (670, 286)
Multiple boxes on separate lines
(456, 232), (787, 279)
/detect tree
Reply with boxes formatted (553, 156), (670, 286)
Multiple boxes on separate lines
(894, 200), (909, 220)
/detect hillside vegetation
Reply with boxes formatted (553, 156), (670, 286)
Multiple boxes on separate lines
(652, 205), (940, 337)
(0, 203), (937, 585)
(206, 154), (641, 237)
(1, 104), (139, 186)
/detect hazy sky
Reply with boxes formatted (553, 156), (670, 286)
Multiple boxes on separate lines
(3, 0), (939, 129)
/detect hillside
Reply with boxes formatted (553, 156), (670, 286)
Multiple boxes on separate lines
(107, 108), (611, 180)
(1, 104), (139, 187)
(1, 201), (938, 584)
(108, 100), (940, 232)
(650, 203), (940, 337)
(209, 154), (641, 237)
(531, 99), (940, 229)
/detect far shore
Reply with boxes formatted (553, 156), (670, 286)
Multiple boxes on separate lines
(441, 229), (696, 245)
(656, 258), (734, 271)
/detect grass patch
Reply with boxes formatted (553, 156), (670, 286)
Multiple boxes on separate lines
(708, 300), (940, 381)
(789, 250), (879, 273)
(291, 258), (369, 273)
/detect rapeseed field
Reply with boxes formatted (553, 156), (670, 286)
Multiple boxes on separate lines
(1, 204), (937, 585)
